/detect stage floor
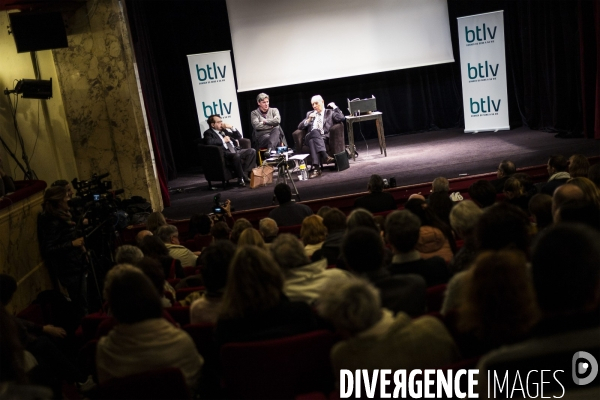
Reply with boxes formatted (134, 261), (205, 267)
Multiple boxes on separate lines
(162, 127), (600, 220)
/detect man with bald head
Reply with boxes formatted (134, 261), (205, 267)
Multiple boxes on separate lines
(135, 230), (153, 245)
(298, 95), (345, 178)
(551, 183), (584, 222)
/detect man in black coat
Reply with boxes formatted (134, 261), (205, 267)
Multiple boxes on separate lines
(353, 174), (397, 213)
(203, 114), (256, 187)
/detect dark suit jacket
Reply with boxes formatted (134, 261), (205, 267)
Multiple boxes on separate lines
(203, 128), (243, 148)
(297, 107), (345, 137)
(354, 192), (397, 214)
(388, 257), (449, 287)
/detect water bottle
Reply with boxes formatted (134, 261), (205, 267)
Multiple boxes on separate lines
(299, 161), (308, 181)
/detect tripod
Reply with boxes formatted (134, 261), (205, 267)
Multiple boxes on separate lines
(272, 157), (300, 203)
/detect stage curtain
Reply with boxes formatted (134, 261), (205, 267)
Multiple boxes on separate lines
(578, 0), (600, 139)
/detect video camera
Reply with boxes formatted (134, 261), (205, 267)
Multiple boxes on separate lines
(212, 193), (226, 214)
(69, 173), (127, 230)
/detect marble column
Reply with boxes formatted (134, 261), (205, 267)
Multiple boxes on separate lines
(52, 0), (162, 210)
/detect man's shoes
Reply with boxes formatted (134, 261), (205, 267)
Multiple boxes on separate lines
(243, 176), (251, 184)
(323, 156), (334, 164)
(309, 169), (322, 179)
(238, 180), (246, 187)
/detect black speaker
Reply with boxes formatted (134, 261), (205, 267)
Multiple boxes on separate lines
(334, 151), (349, 171)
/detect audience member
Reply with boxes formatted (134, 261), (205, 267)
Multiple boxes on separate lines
(316, 205), (332, 218)
(431, 176), (450, 193)
(237, 228), (266, 250)
(404, 198), (456, 263)
(190, 241), (235, 325)
(568, 154), (590, 178)
(146, 211), (167, 233)
(551, 183), (584, 222)
(540, 154), (570, 195)
(528, 193), (553, 233)
(353, 174), (397, 213)
(135, 229), (153, 245)
(567, 177), (600, 208)
(490, 160), (516, 194)
(448, 200), (483, 274)
(555, 200), (600, 232)
(215, 246), (318, 345)
(96, 265), (203, 388)
(211, 221), (231, 242)
(342, 228), (426, 316)
(346, 208), (379, 233)
(468, 180), (497, 208)
(270, 234), (351, 305)
(300, 215), (327, 258)
(229, 218), (252, 245)
(503, 176), (530, 214)
(258, 218), (279, 245)
(385, 210), (449, 287)
(316, 208), (346, 265)
(427, 190), (454, 228)
(318, 278), (459, 384)
(268, 184), (313, 227)
(139, 235), (185, 279)
(115, 245), (144, 265)
(157, 225), (199, 267)
(455, 250), (539, 358)
(188, 214), (212, 237)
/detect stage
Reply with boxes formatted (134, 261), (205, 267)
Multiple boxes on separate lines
(162, 127), (600, 220)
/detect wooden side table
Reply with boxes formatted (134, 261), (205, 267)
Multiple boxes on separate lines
(344, 112), (387, 161)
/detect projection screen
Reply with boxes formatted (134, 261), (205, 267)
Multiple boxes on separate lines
(226, 0), (454, 92)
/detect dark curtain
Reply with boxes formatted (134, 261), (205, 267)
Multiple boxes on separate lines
(578, 0), (600, 139)
(125, 0), (591, 176)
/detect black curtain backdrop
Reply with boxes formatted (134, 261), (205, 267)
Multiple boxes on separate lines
(125, 0), (587, 176)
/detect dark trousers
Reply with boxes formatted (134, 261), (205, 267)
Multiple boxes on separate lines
(256, 127), (283, 151)
(304, 129), (329, 165)
(58, 272), (88, 318)
(225, 148), (256, 180)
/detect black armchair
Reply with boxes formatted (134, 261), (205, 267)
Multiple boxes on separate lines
(292, 122), (345, 165)
(197, 138), (251, 189)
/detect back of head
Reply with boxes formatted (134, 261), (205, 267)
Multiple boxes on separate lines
(42, 186), (67, 214)
(385, 210), (421, 253)
(139, 235), (169, 258)
(475, 202), (531, 254)
(189, 214), (212, 236)
(503, 176), (524, 197)
(548, 154), (568, 172)
(427, 191), (454, 225)
(300, 215), (327, 245)
(105, 265), (163, 324)
(342, 228), (384, 273)
(146, 211), (167, 233)
(449, 200), (483, 238)
(115, 245), (144, 265)
(270, 233), (310, 270)
(259, 218), (279, 242)
(135, 230), (153, 245)
(368, 174), (384, 193)
(211, 221), (231, 241)
(136, 257), (166, 296)
(431, 177), (449, 193)
(566, 177), (600, 208)
(568, 154), (590, 178)
(317, 206), (332, 218)
(498, 160), (516, 177)
(459, 250), (539, 344)
(318, 277), (382, 336)
(556, 200), (600, 232)
(200, 241), (235, 294)
(468, 180), (497, 208)
(0, 274), (17, 306)
(588, 163), (600, 189)
(528, 194), (553, 231)
(221, 246), (283, 318)
(156, 224), (178, 244)
(347, 208), (378, 233)
(532, 224), (600, 315)
(552, 184), (584, 216)
(274, 183), (292, 204)
(230, 218), (253, 244)
(238, 228), (266, 249)
(322, 208), (347, 232)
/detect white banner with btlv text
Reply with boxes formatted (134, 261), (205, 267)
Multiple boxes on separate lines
(457, 11), (509, 133)
(187, 51), (243, 137)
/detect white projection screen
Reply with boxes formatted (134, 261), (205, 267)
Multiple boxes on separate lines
(226, 0), (454, 92)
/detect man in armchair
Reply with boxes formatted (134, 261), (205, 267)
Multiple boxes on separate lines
(203, 115), (256, 187)
(297, 95), (345, 178)
(250, 93), (285, 153)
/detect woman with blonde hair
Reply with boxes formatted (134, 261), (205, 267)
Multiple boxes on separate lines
(216, 246), (317, 345)
(300, 215), (327, 258)
(457, 250), (539, 357)
(237, 228), (266, 249)
(146, 211), (167, 234)
(568, 154), (590, 178)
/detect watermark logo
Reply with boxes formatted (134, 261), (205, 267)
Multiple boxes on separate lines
(572, 351), (598, 386)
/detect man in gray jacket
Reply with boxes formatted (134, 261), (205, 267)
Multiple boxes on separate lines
(250, 93), (285, 153)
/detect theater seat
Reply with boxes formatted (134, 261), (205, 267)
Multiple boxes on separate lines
(425, 283), (447, 313)
(292, 123), (345, 165)
(197, 138), (251, 190)
(221, 330), (341, 399)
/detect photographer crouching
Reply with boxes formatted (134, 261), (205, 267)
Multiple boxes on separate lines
(37, 186), (88, 319)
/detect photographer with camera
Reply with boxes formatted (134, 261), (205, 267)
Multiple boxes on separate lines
(37, 186), (88, 318)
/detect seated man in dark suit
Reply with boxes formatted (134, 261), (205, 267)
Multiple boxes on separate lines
(353, 174), (397, 213)
(203, 114), (256, 187)
(540, 154), (570, 195)
(385, 210), (449, 287)
(297, 95), (345, 178)
(490, 159), (516, 194)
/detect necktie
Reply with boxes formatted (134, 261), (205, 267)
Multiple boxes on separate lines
(221, 132), (236, 153)
(315, 113), (323, 134)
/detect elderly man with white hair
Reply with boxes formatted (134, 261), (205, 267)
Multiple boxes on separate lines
(298, 95), (345, 178)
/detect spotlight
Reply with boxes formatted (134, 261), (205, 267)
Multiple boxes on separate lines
(4, 78), (52, 99)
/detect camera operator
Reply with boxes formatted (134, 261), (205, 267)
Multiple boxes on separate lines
(37, 186), (88, 318)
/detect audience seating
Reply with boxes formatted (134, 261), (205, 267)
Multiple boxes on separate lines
(183, 266), (201, 277)
(176, 286), (205, 301)
(220, 330), (341, 399)
(165, 306), (191, 326)
(425, 284), (447, 313)
(88, 367), (191, 400)
(197, 138), (251, 190)
(277, 223), (302, 237)
(182, 323), (217, 360)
